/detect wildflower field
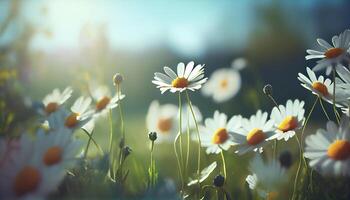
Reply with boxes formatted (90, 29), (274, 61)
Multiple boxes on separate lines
(2, 1), (350, 200)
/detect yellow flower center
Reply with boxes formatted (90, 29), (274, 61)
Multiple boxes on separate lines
(327, 140), (350, 160)
(171, 77), (189, 88)
(212, 128), (229, 144)
(14, 166), (41, 196)
(65, 113), (79, 128)
(45, 102), (59, 114)
(324, 47), (344, 59)
(43, 146), (63, 166)
(157, 118), (172, 133)
(220, 79), (228, 89)
(312, 82), (329, 96)
(246, 128), (266, 145)
(96, 96), (111, 111)
(278, 116), (298, 132)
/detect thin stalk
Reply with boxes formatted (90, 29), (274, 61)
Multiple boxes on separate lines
(332, 69), (340, 124)
(117, 84), (125, 140)
(82, 129), (103, 158)
(301, 97), (318, 150)
(310, 169), (314, 192)
(319, 98), (330, 120)
(185, 90), (202, 198)
(267, 94), (279, 161)
(116, 84), (125, 175)
(178, 92), (184, 171)
(291, 135), (303, 200)
(108, 109), (114, 179)
(291, 97), (318, 199)
(150, 141), (155, 188)
(174, 132), (184, 191)
(108, 110), (114, 156)
(220, 150), (227, 180)
(185, 91), (201, 175)
(267, 94), (279, 109)
(185, 107), (191, 175)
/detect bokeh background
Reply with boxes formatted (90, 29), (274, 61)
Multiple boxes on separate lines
(1, 0), (350, 199)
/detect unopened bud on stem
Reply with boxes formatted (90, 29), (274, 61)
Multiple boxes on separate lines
(263, 84), (273, 96)
(113, 73), (123, 85)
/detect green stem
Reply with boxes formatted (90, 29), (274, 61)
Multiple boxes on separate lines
(268, 94), (279, 161)
(150, 141), (154, 188)
(310, 169), (314, 192)
(108, 110), (114, 179)
(116, 84), (125, 177)
(185, 91), (201, 176)
(319, 98), (330, 120)
(291, 135), (304, 200)
(268, 94), (279, 109)
(117, 84), (125, 141)
(220, 150), (227, 180)
(291, 96), (318, 200)
(185, 90), (202, 198)
(301, 97), (318, 151)
(185, 107), (190, 176)
(178, 92), (184, 172)
(174, 132), (184, 191)
(108, 109), (114, 156)
(82, 128), (103, 158)
(332, 69), (340, 124)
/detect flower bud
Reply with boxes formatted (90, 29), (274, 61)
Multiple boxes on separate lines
(263, 84), (273, 96)
(213, 174), (225, 187)
(148, 132), (157, 141)
(122, 146), (132, 159)
(113, 73), (123, 85)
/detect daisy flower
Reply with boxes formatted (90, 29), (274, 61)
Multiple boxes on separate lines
(47, 108), (91, 132)
(187, 161), (217, 186)
(200, 111), (242, 154)
(306, 29), (350, 75)
(65, 96), (94, 129)
(0, 134), (66, 199)
(35, 129), (82, 168)
(304, 115), (350, 176)
(89, 83), (125, 116)
(42, 87), (73, 115)
(146, 100), (178, 142)
(298, 67), (349, 107)
(202, 68), (241, 103)
(298, 67), (335, 103)
(246, 155), (287, 199)
(231, 110), (276, 155)
(269, 99), (305, 141)
(152, 61), (208, 94)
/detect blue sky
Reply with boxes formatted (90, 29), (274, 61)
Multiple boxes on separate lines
(1, 0), (255, 56)
(0, 0), (346, 57)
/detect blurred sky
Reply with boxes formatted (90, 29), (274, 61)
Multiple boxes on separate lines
(1, 0), (350, 118)
(0, 0), (346, 57)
